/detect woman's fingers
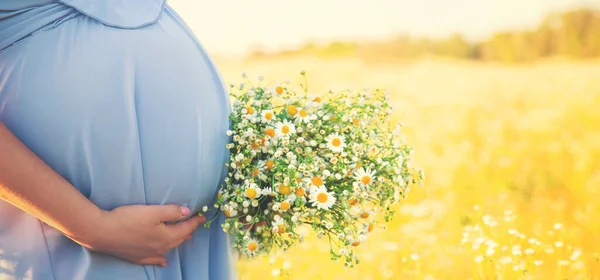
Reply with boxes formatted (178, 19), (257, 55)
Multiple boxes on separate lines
(166, 214), (206, 240)
(135, 256), (168, 266)
(149, 204), (190, 223)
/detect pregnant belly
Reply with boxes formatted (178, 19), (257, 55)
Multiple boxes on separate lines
(0, 10), (230, 212)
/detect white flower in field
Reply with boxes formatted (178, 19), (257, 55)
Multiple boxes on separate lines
(246, 215), (252, 222)
(275, 120), (296, 137)
(271, 215), (286, 233)
(354, 167), (377, 189)
(309, 186), (336, 210)
(261, 110), (276, 122)
(226, 130), (233, 136)
(304, 176), (325, 190)
(330, 157), (338, 164)
(325, 133), (347, 153)
(295, 108), (311, 123)
(244, 183), (261, 199)
(272, 83), (286, 95)
(242, 200), (250, 208)
(525, 248), (535, 255)
(244, 239), (260, 256)
(261, 188), (273, 196)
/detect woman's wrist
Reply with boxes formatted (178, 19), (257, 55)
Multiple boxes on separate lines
(61, 203), (111, 250)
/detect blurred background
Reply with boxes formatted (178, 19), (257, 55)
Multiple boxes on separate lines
(170, 0), (600, 279)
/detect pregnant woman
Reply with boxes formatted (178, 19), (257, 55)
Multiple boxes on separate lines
(0, 0), (235, 279)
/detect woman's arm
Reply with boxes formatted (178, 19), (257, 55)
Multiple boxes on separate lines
(0, 122), (102, 243)
(0, 122), (205, 266)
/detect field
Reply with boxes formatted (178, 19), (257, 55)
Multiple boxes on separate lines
(212, 56), (600, 279)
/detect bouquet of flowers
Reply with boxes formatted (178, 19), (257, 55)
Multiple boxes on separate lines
(202, 72), (424, 267)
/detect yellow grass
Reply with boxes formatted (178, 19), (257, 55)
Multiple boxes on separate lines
(212, 56), (600, 279)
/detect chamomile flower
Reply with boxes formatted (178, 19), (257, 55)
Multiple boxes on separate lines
(245, 183), (261, 199)
(271, 215), (286, 233)
(245, 106), (257, 116)
(354, 167), (376, 189)
(325, 133), (347, 153)
(275, 121), (296, 137)
(261, 110), (276, 122)
(295, 108), (311, 123)
(245, 239), (260, 256)
(272, 83), (286, 95)
(304, 175), (325, 192)
(309, 186), (337, 210)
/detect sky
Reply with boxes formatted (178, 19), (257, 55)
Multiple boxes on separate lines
(168, 0), (600, 56)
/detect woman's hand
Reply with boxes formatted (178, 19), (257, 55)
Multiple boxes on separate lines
(83, 204), (206, 266)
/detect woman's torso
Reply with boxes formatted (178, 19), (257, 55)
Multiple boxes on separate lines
(0, 1), (234, 279)
(0, 0), (230, 213)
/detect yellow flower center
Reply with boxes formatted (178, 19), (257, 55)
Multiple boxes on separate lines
(264, 112), (274, 120)
(278, 185), (291, 195)
(245, 188), (257, 199)
(276, 86), (284, 94)
(295, 187), (305, 196)
(286, 106), (298, 115)
(361, 176), (371, 185)
(224, 210), (231, 217)
(331, 138), (341, 147)
(280, 201), (291, 211)
(312, 177), (323, 187)
(246, 107), (255, 114)
(251, 142), (260, 150)
(266, 160), (275, 170)
(368, 223), (374, 232)
(247, 242), (258, 251)
(360, 212), (370, 219)
(353, 118), (359, 125)
(317, 192), (328, 203)
(265, 128), (275, 138)
(348, 198), (358, 205)
(252, 168), (260, 177)
(314, 97), (322, 103)
(281, 125), (290, 134)
(352, 241), (361, 247)
(299, 110), (308, 117)
(278, 225), (286, 233)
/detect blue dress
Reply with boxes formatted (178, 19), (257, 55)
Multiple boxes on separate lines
(0, 1), (236, 279)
